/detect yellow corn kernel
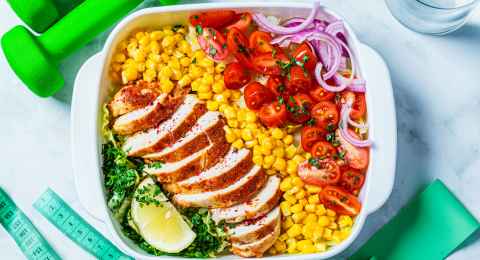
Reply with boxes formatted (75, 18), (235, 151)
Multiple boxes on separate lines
(245, 111), (257, 123)
(197, 83), (211, 93)
(213, 93), (227, 103)
(212, 81), (224, 93)
(202, 74), (214, 85)
(296, 239), (314, 253)
(263, 155), (275, 169)
(160, 78), (175, 93)
(305, 204), (317, 213)
(223, 106), (237, 119)
(312, 226), (324, 242)
(189, 65), (203, 79)
(273, 158), (286, 171)
(178, 75), (192, 88)
(304, 214), (317, 225)
(276, 140), (283, 147)
(283, 193), (297, 204)
(307, 195), (319, 206)
(190, 80), (200, 91)
(318, 216), (330, 227)
(315, 242), (327, 252)
(282, 216), (294, 230)
(206, 100), (219, 111)
(286, 238), (297, 254)
(338, 215), (353, 228)
(302, 223), (315, 240)
(149, 41), (160, 54)
(290, 204), (303, 214)
(340, 227), (352, 239)
(271, 128), (285, 139)
(287, 224), (302, 238)
(316, 206), (327, 217)
(150, 30), (164, 40)
(245, 140), (257, 148)
(114, 53), (126, 63)
(260, 146), (272, 156)
(323, 228), (333, 240)
(171, 68), (182, 80)
(328, 222), (338, 230)
(292, 212), (306, 223)
(279, 233), (289, 242)
(292, 155), (306, 164)
(143, 69), (156, 82)
(326, 209), (337, 217)
(283, 134), (294, 145)
(285, 145), (297, 159)
(199, 58), (214, 68)
(159, 66), (173, 78)
(292, 177), (304, 188)
(272, 147), (285, 158)
(295, 190), (306, 200)
(274, 240), (287, 252)
(280, 178), (292, 191)
(215, 62), (226, 73)
(197, 92), (213, 100)
(306, 185), (322, 194)
(286, 161), (297, 175)
(161, 35), (175, 48)
(286, 186), (300, 195)
(241, 129), (254, 141)
(280, 201), (292, 217)
(232, 139), (244, 150)
(299, 198), (308, 207)
(179, 56), (191, 67)
(227, 119), (238, 128)
(122, 67), (138, 83)
(252, 154), (263, 165)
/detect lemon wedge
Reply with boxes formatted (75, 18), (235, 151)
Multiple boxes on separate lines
(131, 177), (196, 253)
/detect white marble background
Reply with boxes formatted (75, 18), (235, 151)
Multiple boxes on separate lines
(1, 0), (479, 259)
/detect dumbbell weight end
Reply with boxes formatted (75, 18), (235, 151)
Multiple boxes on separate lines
(6, 0), (59, 33)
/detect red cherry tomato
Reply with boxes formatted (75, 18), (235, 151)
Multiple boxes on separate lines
(252, 52), (289, 76)
(337, 91), (367, 120)
(223, 62), (251, 89)
(298, 159), (341, 187)
(285, 66), (312, 94)
(249, 31), (274, 54)
(190, 11), (237, 29)
(243, 82), (274, 110)
(309, 85), (335, 102)
(336, 129), (370, 170)
(286, 94), (313, 124)
(197, 28), (228, 61)
(339, 168), (365, 192)
(320, 186), (362, 216)
(301, 126), (326, 153)
(311, 101), (339, 130)
(226, 13), (252, 33)
(266, 76), (286, 96)
(258, 101), (288, 127)
(311, 141), (337, 158)
(293, 42), (318, 71)
(227, 27), (253, 69)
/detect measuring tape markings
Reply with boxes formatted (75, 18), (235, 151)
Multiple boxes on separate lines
(0, 188), (61, 260)
(33, 188), (133, 260)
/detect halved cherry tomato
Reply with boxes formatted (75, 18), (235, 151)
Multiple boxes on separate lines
(224, 62), (251, 89)
(266, 76), (286, 96)
(249, 31), (274, 54)
(320, 186), (362, 216)
(244, 82), (274, 110)
(286, 94), (313, 124)
(227, 27), (253, 69)
(298, 159), (341, 187)
(197, 28), (228, 61)
(309, 85), (335, 102)
(339, 168), (365, 192)
(258, 101), (288, 127)
(311, 141), (337, 158)
(252, 52), (289, 75)
(311, 101), (339, 130)
(285, 66), (312, 94)
(190, 11), (237, 29)
(226, 13), (252, 33)
(337, 91), (367, 120)
(293, 42), (318, 71)
(301, 126), (326, 152)
(336, 129), (370, 170)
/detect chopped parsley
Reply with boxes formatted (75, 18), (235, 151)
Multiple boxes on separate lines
(334, 151), (346, 160)
(192, 57), (197, 64)
(150, 162), (162, 169)
(306, 118), (316, 126)
(195, 25), (203, 35)
(172, 24), (183, 32)
(209, 44), (218, 57)
(134, 183), (163, 207)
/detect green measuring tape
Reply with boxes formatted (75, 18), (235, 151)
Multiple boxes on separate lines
(0, 188), (60, 260)
(33, 188), (133, 260)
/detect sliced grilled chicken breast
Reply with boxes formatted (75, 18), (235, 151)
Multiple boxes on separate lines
(173, 165), (267, 208)
(109, 81), (161, 117)
(231, 217), (280, 257)
(122, 95), (207, 156)
(143, 112), (225, 163)
(144, 137), (230, 183)
(165, 148), (253, 194)
(228, 206), (280, 244)
(211, 176), (282, 224)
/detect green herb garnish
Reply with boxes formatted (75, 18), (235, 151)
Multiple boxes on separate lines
(195, 25), (203, 35)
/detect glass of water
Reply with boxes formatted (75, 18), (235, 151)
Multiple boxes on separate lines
(386, 0), (479, 35)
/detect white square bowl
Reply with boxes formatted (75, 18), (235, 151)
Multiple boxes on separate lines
(71, 2), (397, 259)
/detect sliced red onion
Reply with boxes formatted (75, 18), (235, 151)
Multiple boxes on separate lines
(315, 63), (348, 92)
(347, 78), (366, 92)
(306, 32), (342, 80)
(340, 102), (371, 147)
(348, 118), (368, 130)
(325, 20), (345, 36)
(253, 1), (320, 34)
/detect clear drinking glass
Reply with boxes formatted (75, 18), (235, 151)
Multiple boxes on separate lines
(386, 0), (479, 35)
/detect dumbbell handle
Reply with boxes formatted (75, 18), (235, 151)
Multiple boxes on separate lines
(39, 0), (143, 60)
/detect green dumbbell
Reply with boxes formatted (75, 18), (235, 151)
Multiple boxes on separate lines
(1, 0), (144, 97)
(6, 0), (86, 33)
